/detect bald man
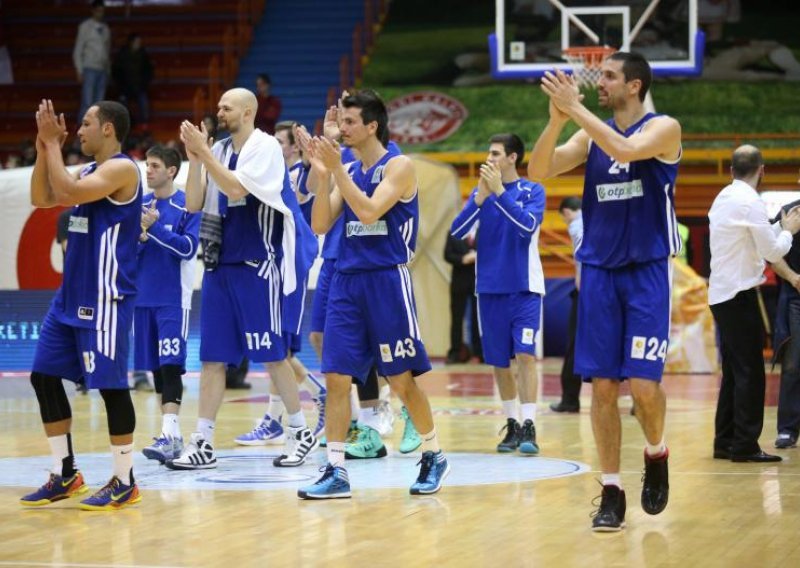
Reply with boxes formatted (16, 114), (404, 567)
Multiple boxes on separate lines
(168, 88), (319, 470)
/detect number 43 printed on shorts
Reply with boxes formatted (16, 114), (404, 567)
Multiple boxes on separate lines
(380, 338), (417, 363)
(631, 336), (667, 362)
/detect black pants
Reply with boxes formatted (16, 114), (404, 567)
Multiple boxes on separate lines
(559, 288), (582, 407)
(449, 284), (481, 358)
(778, 296), (800, 436)
(710, 289), (766, 455)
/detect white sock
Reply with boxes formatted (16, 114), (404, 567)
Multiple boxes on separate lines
(379, 384), (391, 401)
(47, 434), (71, 476)
(287, 410), (306, 429)
(111, 443), (134, 485)
(502, 399), (518, 421)
(302, 372), (324, 397)
(520, 403), (537, 423)
(162, 413), (181, 438)
(328, 442), (345, 467)
(197, 418), (215, 444)
(645, 437), (667, 458)
(420, 427), (441, 453)
(358, 407), (381, 431)
(268, 395), (285, 420)
(350, 388), (359, 421)
(601, 473), (622, 489)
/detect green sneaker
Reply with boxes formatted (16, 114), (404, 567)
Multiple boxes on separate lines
(399, 406), (422, 454)
(320, 420), (359, 448)
(344, 426), (387, 459)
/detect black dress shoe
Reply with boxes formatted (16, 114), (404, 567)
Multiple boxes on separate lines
(550, 402), (580, 413)
(713, 447), (732, 460)
(731, 450), (783, 463)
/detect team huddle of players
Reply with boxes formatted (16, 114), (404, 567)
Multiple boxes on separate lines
(21, 52), (676, 532)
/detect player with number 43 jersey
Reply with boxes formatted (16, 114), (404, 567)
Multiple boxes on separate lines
(134, 145), (200, 463)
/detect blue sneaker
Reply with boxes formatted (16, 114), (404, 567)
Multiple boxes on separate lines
(142, 434), (184, 463)
(235, 414), (285, 446)
(20, 471), (88, 506)
(410, 451), (450, 495)
(399, 406), (422, 454)
(312, 390), (326, 437)
(79, 476), (141, 511)
(297, 464), (352, 500)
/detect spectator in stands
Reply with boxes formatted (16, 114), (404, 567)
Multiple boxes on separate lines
(202, 113), (218, 141)
(254, 73), (281, 134)
(708, 144), (800, 463)
(551, 196), (583, 413)
(73, 0), (111, 122)
(20, 139), (36, 167)
(443, 231), (481, 364)
(3, 154), (21, 169)
(112, 33), (154, 128)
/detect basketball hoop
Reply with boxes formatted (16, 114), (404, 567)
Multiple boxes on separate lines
(562, 46), (616, 90)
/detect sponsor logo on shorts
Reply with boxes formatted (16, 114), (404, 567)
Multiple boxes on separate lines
(227, 197), (247, 207)
(68, 216), (89, 234)
(379, 343), (393, 363)
(631, 336), (647, 359)
(596, 179), (643, 202)
(78, 307), (94, 320)
(346, 220), (388, 237)
(521, 328), (534, 345)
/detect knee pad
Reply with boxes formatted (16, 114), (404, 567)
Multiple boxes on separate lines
(356, 366), (380, 401)
(30, 372), (72, 423)
(159, 364), (184, 405)
(152, 369), (164, 394)
(99, 388), (136, 436)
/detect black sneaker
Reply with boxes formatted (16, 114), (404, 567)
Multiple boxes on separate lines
(496, 418), (520, 453)
(549, 402), (579, 413)
(591, 484), (626, 532)
(641, 448), (669, 515)
(775, 432), (798, 449)
(518, 419), (539, 455)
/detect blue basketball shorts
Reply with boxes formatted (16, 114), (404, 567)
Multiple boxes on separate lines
(477, 292), (542, 368)
(32, 301), (133, 389)
(200, 262), (287, 365)
(133, 306), (190, 372)
(575, 259), (672, 382)
(310, 258), (336, 333)
(321, 265), (431, 381)
(284, 332), (302, 355)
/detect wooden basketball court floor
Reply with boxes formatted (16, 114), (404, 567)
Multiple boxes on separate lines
(1, 359), (798, 568)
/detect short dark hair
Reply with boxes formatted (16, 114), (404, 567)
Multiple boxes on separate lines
(608, 51), (652, 102)
(488, 133), (525, 168)
(275, 120), (296, 145)
(94, 100), (130, 144)
(731, 145), (763, 179)
(559, 196), (582, 212)
(342, 89), (390, 147)
(257, 73), (271, 84)
(146, 144), (182, 179)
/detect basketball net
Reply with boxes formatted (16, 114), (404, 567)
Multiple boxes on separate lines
(562, 46), (616, 90)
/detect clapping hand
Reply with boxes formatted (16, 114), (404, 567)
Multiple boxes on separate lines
(180, 120), (212, 161)
(309, 136), (342, 171)
(141, 199), (159, 230)
(35, 99), (68, 146)
(540, 69), (583, 116)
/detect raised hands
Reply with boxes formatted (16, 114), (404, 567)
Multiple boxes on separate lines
(141, 199), (159, 230)
(307, 136), (342, 171)
(322, 90), (349, 141)
(35, 99), (68, 147)
(180, 120), (212, 161)
(479, 161), (503, 195)
(540, 69), (583, 117)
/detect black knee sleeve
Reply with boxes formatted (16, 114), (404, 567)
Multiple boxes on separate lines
(99, 388), (136, 435)
(152, 369), (163, 394)
(356, 366), (380, 401)
(159, 364), (184, 406)
(31, 372), (72, 423)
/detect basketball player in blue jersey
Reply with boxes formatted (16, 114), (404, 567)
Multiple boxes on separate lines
(22, 100), (142, 510)
(170, 88), (318, 471)
(530, 52), (680, 531)
(233, 120), (327, 446)
(451, 133), (546, 456)
(135, 145), (200, 463)
(298, 90), (448, 499)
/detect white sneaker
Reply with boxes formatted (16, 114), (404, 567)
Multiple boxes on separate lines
(374, 400), (395, 438)
(166, 433), (217, 470)
(273, 426), (319, 467)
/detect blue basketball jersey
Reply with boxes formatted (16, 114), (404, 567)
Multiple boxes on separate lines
(451, 178), (546, 294)
(137, 189), (200, 309)
(52, 154), (142, 329)
(216, 145), (284, 265)
(290, 161), (314, 226)
(337, 149), (418, 273)
(578, 113), (681, 268)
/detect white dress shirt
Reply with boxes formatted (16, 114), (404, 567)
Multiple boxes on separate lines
(708, 179), (793, 305)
